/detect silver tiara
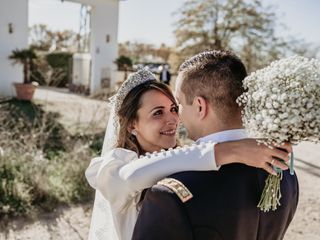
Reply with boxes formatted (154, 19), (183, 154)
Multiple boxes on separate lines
(109, 69), (157, 112)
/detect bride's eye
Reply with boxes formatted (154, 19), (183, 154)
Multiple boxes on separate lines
(153, 110), (163, 116)
(171, 106), (179, 113)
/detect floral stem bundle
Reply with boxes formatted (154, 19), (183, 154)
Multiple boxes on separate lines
(257, 171), (283, 212)
(237, 55), (320, 212)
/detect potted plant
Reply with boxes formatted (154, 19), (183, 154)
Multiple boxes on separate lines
(9, 48), (38, 101)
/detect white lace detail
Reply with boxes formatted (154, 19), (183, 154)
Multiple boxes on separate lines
(89, 69), (157, 240)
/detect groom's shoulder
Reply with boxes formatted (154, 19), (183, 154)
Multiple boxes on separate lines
(148, 174), (198, 204)
(150, 171), (210, 203)
(147, 171), (199, 203)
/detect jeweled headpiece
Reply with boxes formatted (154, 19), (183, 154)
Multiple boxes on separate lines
(109, 69), (157, 112)
(101, 69), (157, 156)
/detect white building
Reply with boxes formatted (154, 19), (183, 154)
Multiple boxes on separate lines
(0, 0), (120, 97)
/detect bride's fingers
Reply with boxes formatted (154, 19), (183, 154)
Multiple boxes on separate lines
(269, 148), (290, 163)
(274, 142), (292, 153)
(270, 158), (289, 171)
(262, 163), (277, 176)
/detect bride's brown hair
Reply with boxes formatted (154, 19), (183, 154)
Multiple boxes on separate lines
(116, 81), (177, 156)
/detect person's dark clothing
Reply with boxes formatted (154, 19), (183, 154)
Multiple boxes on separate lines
(132, 164), (299, 240)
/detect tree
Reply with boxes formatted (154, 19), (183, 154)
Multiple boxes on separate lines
(119, 41), (173, 64)
(29, 24), (53, 51)
(9, 48), (37, 84)
(173, 0), (302, 72)
(29, 24), (81, 52)
(156, 44), (172, 63)
(115, 55), (133, 71)
(119, 41), (154, 63)
(54, 30), (78, 52)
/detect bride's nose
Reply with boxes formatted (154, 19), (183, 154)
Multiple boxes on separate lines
(166, 113), (179, 125)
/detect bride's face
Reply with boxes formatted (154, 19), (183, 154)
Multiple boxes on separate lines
(132, 89), (179, 153)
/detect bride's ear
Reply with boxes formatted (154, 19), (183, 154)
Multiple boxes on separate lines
(127, 125), (133, 134)
(127, 121), (137, 134)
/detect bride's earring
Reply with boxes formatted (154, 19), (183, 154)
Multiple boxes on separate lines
(131, 129), (137, 136)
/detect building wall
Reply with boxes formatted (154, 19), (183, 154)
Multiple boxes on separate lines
(0, 0), (119, 96)
(90, 0), (119, 93)
(0, 0), (28, 97)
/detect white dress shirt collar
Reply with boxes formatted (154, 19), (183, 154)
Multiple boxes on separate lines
(196, 129), (248, 143)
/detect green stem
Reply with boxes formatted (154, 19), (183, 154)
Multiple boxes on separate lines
(257, 172), (283, 212)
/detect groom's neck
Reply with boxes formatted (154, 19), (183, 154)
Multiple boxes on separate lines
(199, 113), (243, 138)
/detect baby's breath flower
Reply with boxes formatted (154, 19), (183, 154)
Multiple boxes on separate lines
(237, 55), (320, 146)
(237, 55), (320, 212)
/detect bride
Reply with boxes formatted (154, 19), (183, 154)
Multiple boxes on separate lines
(85, 69), (291, 240)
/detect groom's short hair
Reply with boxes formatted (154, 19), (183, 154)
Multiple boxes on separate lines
(178, 50), (247, 118)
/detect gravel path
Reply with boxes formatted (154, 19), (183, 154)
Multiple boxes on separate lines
(1, 87), (319, 240)
(284, 142), (320, 240)
(33, 86), (109, 134)
(0, 204), (92, 240)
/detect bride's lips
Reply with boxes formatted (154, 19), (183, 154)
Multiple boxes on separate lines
(160, 129), (176, 136)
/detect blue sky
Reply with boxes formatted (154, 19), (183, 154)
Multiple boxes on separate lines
(29, 0), (320, 47)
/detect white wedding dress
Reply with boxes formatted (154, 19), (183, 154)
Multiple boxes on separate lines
(85, 68), (219, 240)
(85, 142), (219, 240)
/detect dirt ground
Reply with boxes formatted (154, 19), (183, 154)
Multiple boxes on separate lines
(32, 86), (109, 134)
(284, 142), (320, 240)
(1, 87), (319, 240)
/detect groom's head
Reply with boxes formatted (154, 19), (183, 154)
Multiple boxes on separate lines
(175, 50), (247, 140)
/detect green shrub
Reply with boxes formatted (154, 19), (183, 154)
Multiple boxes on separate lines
(0, 98), (68, 156)
(0, 155), (33, 217)
(0, 148), (94, 217)
(88, 132), (104, 155)
(0, 99), (97, 217)
(45, 52), (72, 87)
(115, 55), (133, 71)
(46, 52), (72, 69)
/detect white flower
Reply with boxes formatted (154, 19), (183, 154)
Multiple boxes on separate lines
(237, 55), (320, 146)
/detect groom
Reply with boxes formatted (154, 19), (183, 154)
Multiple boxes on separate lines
(132, 50), (299, 240)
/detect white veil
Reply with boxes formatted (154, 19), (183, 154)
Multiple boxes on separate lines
(88, 69), (157, 240)
(87, 105), (119, 240)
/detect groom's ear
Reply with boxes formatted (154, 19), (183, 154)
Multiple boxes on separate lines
(195, 96), (208, 120)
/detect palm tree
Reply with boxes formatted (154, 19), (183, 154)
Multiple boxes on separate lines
(9, 48), (37, 84)
(8, 48), (38, 100)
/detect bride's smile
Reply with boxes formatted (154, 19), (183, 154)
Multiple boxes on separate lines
(159, 129), (176, 136)
(132, 89), (179, 153)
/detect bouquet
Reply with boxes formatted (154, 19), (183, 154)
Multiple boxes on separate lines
(237, 55), (320, 212)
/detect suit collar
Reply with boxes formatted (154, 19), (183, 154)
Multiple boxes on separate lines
(196, 129), (247, 143)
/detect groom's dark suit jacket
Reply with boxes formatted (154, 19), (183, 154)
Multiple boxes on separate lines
(132, 163), (299, 240)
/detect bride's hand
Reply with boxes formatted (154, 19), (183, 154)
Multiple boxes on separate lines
(215, 139), (291, 175)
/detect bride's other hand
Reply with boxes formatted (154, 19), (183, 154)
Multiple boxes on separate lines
(215, 139), (291, 175)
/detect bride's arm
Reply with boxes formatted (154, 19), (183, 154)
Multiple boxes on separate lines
(85, 139), (291, 209)
(86, 141), (216, 209)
